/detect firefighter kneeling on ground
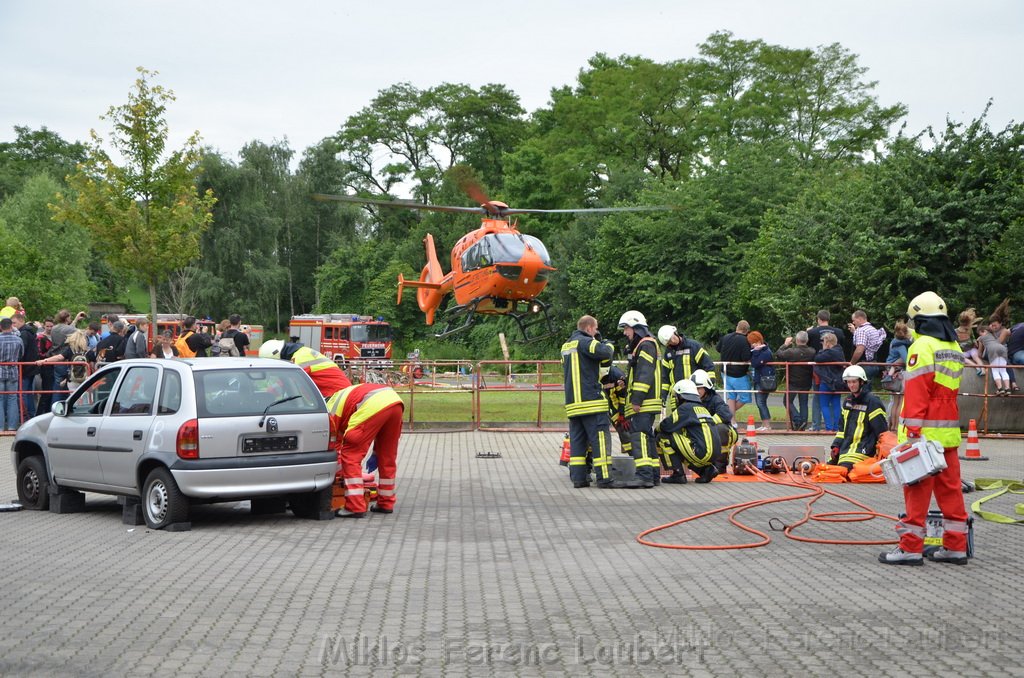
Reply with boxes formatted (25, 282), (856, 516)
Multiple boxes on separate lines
(829, 365), (887, 470)
(655, 379), (721, 484)
(326, 383), (404, 518)
(260, 339), (352, 399)
(691, 369), (736, 474)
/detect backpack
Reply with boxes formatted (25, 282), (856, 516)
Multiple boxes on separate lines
(213, 330), (241, 357)
(175, 330), (197, 358)
(70, 351), (89, 383)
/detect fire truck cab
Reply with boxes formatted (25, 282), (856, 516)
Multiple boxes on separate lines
(288, 314), (393, 367)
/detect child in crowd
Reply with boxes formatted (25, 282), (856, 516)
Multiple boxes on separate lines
(956, 308), (985, 377)
(978, 326), (1011, 395)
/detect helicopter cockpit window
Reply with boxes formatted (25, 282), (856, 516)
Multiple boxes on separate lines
(461, 238), (493, 272)
(521, 235), (551, 266)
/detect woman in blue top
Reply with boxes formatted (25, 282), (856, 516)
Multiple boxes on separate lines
(748, 331), (774, 431)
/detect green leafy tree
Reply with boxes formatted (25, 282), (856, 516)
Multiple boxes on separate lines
(0, 126), (87, 202)
(0, 174), (94, 314)
(52, 67), (216, 324)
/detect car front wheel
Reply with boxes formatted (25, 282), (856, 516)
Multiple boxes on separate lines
(142, 468), (189, 529)
(17, 456), (50, 511)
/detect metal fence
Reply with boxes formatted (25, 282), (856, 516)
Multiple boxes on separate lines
(2, 358), (1021, 437)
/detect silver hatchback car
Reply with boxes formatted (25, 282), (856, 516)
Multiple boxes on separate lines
(12, 358), (337, 530)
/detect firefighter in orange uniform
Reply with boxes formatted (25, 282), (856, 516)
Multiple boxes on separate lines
(260, 339), (352, 399)
(879, 291), (969, 566)
(326, 383), (404, 518)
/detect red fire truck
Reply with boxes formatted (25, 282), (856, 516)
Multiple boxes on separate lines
(288, 314), (393, 366)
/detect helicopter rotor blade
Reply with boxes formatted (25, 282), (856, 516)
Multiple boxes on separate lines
(501, 205), (673, 216)
(456, 174), (491, 206)
(312, 193), (486, 215)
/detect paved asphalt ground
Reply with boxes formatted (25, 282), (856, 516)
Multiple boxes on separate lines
(1, 432), (1022, 677)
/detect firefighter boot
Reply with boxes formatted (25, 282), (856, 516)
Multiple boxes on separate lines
(693, 465), (718, 484)
(663, 471), (687, 484)
(926, 548), (968, 565)
(877, 547), (924, 566)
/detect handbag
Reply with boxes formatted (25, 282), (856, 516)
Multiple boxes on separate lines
(758, 369), (778, 392)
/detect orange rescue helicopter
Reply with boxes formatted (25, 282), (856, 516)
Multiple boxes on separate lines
(313, 185), (666, 341)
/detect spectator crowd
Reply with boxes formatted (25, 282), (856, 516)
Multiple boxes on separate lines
(0, 295), (252, 430)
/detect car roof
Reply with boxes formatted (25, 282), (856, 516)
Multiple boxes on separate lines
(113, 357), (298, 372)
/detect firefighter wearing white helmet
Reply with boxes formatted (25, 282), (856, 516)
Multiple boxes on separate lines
(691, 368), (736, 474)
(655, 379), (721, 484)
(657, 324), (716, 406)
(881, 291), (968, 566)
(260, 338), (351, 400)
(617, 310), (661, 487)
(828, 364), (886, 470)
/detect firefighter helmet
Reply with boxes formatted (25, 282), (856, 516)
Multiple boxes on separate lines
(907, 291), (947, 318)
(657, 325), (677, 346)
(691, 369), (714, 390)
(672, 379), (701, 402)
(259, 339), (285, 359)
(842, 365), (868, 382)
(618, 310), (647, 329)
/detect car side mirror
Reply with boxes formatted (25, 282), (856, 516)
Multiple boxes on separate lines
(51, 401), (67, 417)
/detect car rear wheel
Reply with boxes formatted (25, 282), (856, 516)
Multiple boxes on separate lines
(16, 457), (50, 511)
(142, 468), (189, 529)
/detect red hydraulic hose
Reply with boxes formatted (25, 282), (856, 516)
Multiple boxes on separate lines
(636, 465), (900, 551)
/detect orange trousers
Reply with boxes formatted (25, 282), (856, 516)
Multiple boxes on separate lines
(337, 404), (402, 513)
(898, 447), (968, 553)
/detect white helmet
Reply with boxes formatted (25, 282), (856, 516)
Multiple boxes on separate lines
(842, 365), (867, 382)
(259, 339), (285, 359)
(657, 325), (677, 346)
(672, 379), (701, 402)
(691, 369), (714, 390)
(907, 291), (947, 318)
(618, 310), (647, 329)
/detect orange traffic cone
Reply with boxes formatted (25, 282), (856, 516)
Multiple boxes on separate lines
(746, 414), (757, 447)
(960, 419), (988, 461)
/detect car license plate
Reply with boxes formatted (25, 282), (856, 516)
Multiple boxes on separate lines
(243, 435), (298, 453)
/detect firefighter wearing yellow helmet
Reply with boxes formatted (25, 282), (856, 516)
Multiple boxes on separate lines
(879, 291), (968, 566)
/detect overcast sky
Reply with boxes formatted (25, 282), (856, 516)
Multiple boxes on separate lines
(1, 0), (1021, 162)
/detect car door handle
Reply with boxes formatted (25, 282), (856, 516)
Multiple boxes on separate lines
(87, 427), (96, 437)
(133, 430), (143, 440)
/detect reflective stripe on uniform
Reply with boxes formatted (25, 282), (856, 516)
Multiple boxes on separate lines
(894, 520), (926, 538)
(348, 389), (403, 429)
(899, 418), (960, 429)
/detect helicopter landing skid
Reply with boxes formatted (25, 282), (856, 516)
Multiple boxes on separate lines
(434, 297), (557, 343)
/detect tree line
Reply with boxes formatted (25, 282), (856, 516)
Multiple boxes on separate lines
(0, 33), (1020, 358)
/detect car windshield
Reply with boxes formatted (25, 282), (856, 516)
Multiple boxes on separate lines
(195, 368), (326, 418)
(350, 324), (392, 342)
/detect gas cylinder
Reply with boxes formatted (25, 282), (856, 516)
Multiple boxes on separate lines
(559, 434), (571, 466)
